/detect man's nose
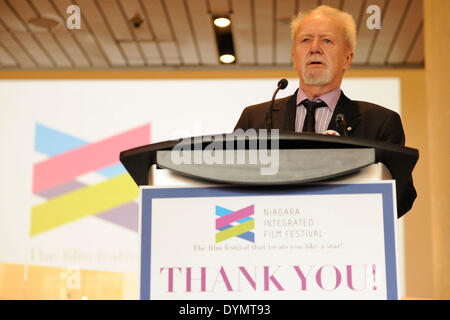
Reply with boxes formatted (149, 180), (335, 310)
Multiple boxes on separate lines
(309, 39), (322, 53)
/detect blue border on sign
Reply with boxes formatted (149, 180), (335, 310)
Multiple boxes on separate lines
(139, 183), (397, 300)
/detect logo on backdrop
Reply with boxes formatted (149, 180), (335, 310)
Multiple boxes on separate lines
(215, 205), (255, 243)
(30, 123), (151, 236)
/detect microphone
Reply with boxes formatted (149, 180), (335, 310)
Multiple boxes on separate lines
(266, 79), (288, 129)
(335, 113), (348, 136)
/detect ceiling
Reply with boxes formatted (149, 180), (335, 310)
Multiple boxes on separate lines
(0, 0), (424, 70)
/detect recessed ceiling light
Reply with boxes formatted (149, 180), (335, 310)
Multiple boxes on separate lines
(219, 54), (235, 64)
(213, 16), (235, 64)
(214, 17), (231, 28)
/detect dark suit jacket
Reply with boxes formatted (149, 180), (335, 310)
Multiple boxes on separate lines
(234, 89), (416, 217)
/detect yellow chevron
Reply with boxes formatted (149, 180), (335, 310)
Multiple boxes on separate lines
(30, 174), (138, 236)
(215, 220), (255, 243)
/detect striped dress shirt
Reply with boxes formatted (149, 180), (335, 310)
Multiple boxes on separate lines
(295, 87), (341, 133)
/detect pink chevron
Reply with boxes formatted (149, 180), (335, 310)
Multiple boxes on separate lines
(215, 205), (254, 229)
(32, 124), (150, 194)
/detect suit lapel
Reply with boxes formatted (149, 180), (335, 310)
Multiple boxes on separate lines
(272, 89), (297, 131)
(328, 91), (362, 136)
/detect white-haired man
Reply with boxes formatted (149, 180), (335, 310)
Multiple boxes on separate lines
(234, 6), (416, 217)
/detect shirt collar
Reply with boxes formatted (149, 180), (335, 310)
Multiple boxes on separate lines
(296, 87), (341, 112)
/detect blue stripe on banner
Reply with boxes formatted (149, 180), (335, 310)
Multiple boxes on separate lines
(35, 123), (86, 156)
(97, 163), (127, 177)
(215, 206), (232, 216)
(382, 183), (398, 300)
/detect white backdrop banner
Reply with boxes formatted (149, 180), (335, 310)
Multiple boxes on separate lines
(0, 78), (401, 275)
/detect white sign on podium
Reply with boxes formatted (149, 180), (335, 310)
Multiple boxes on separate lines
(138, 167), (399, 300)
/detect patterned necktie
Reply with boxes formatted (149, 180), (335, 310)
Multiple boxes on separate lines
(301, 99), (327, 133)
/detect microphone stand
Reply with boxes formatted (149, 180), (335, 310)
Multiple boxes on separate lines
(266, 79), (288, 130)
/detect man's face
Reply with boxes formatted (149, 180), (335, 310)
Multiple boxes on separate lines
(291, 14), (353, 87)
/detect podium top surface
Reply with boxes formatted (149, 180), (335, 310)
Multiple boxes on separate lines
(120, 132), (418, 187)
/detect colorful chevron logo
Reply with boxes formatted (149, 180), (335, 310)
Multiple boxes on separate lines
(30, 123), (151, 236)
(215, 205), (255, 243)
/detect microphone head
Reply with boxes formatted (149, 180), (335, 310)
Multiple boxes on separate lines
(336, 114), (345, 122)
(278, 78), (288, 90)
(335, 114), (348, 136)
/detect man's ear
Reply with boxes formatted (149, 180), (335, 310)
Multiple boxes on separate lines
(343, 50), (354, 71)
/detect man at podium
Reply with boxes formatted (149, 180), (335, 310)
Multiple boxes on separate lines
(234, 5), (416, 217)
